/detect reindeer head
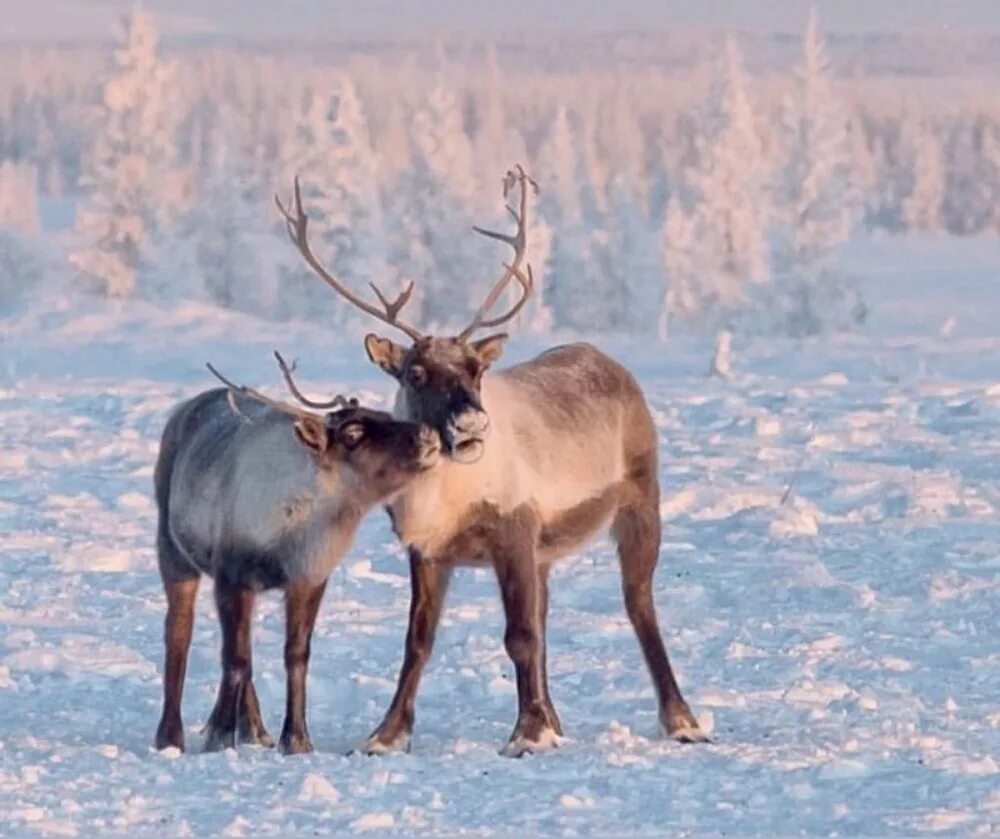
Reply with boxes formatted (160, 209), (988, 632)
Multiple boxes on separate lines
(276, 166), (536, 465)
(206, 360), (442, 501)
(363, 332), (507, 464)
(298, 406), (442, 498)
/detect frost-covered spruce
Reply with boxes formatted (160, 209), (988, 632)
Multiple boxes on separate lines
(678, 35), (770, 323)
(385, 83), (482, 327)
(69, 7), (182, 298)
(278, 79), (387, 324)
(153, 368), (440, 755)
(771, 8), (859, 335)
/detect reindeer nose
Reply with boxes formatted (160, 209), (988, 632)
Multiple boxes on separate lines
(452, 409), (490, 438)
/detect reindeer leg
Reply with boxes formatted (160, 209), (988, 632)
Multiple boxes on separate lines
(537, 562), (562, 736)
(204, 580), (256, 752)
(364, 549), (451, 754)
(613, 463), (706, 743)
(238, 679), (274, 747)
(280, 578), (328, 755)
(494, 509), (557, 757)
(155, 575), (199, 751)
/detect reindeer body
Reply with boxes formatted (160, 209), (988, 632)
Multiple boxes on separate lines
(270, 164), (704, 755)
(153, 387), (439, 755)
(365, 341), (703, 756)
(158, 389), (361, 589)
(390, 344), (646, 564)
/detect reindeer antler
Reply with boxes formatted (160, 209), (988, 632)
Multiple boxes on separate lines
(458, 165), (537, 341)
(273, 351), (355, 411)
(206, 362), (319, 420)
(275, 177), (423, 341)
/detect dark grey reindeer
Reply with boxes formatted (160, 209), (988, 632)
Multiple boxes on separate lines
(153, 360), (440, 754)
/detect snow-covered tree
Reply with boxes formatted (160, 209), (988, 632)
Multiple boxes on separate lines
(942, 120), (994, 235)
(277, 79), (388, 325)
(600, 173), (658, 332)
(520, 210), (553, 333)
(597, 83), (649, 207)
(469, 50), (540, 330)
(0, 229), (44, 312)
(273, 90), (335, 319)
(771, 9), (858, 334)
(680, 35), (770, 322)
(0, 161), (43, 311)
(375, 101), (412, 182)
(0, 160), (39, 234)
(983, 124), (1000, 235)
(471, 44), (527, 209)
(534, 106), (604, 331)
(659, 197), (698, 341)
(778, 10), (855, 277)
(69, 7), (183, 297)
(385, 83), (481, 328)
(901, 118), (944, 232)
(186, 102), (272, 313)
(846, 113), (881, 228)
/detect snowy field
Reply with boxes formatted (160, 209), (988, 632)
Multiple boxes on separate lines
(1, 235), (998, 836)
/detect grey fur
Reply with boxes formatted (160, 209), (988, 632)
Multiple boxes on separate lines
(157, 389), (353, 588)
(153, 387), (440, 754)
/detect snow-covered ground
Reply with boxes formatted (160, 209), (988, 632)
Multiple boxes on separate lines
(1, 235), (998, 836)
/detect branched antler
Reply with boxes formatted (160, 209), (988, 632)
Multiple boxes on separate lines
(206, 362), (319, 420)
(275, 177), (423, 341)
(277, 167), (537, 344)
(458, 165), (538, 341)
(273, 350), (355, 411)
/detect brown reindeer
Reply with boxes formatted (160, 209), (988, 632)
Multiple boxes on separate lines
(275, 167), (706, 756)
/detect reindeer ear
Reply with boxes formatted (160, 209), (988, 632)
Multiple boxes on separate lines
(471, 333), (508, 368)
(364, 333), (406, 378)
(294, 416), (329, 455)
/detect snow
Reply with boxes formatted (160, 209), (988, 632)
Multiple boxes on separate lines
(1, 234), (998, 835)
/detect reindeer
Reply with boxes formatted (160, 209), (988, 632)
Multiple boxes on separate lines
(274, 167), (706, 756)
(153, 361), (441, 754)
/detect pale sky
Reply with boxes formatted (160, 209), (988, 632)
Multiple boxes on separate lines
(4, 0), (1000, 42)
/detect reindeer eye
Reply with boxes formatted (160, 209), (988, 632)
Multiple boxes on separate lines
(341, 422), (365, 446)
(408, 364), (427, 386)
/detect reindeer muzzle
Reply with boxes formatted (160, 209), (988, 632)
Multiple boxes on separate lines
(445, 409), (490, 464)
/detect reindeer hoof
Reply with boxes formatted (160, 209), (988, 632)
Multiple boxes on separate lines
(202, 726), (236, 753)
(239, 719), (275, 748)
(664, 707), (711, 744)
(240, 726), (275, 748)
(669, 725), (711, 744)
(155, 718), (185, 752)
(279, 733), (314, 755)
(500, 725), (560, 758)
(361, 730), (412, 756)
(252, 731), (276, 749)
